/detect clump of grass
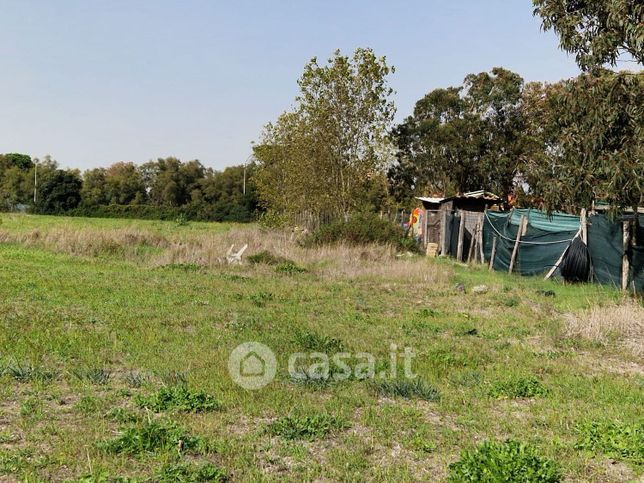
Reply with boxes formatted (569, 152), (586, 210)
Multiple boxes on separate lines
(294, 330), (345, 352)
(3, 363), (55, 383)
(268, 413), (348, 440)
(105, 407), (140, 424)
(73, 367), (111, 385)
(448, 440), (561, 482)
(160, 263), (202, 271)
(489, 376), (548, 399)
(275, 261), (306, 274)
(502, 296), (520, 307)
(248, 250), (290, 265)
(99, 419), (208, 455)
(575, 420), (643, 465)
(75, 395), (101, 415)
(249, 291), (274, 307)
(373, 378), (441, 402)
(123, 371), (149, 388)
(156, 462), (228, 482)
(160, 371), (188, 386)
(135, 386), (221, 413)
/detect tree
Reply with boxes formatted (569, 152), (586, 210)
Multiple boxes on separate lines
(34, 168), (82, 214)
(0, 153), (33, 209)
(390, 68), (526, 202)
(523, 71), (643, 213)
(533, 0), (643, 71)
(254, 48), (396, 220)
(104, 162), (147, 205)
(80, 168), (108, 206)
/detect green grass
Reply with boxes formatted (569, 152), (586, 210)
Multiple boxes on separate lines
(0, 213), (641, 481)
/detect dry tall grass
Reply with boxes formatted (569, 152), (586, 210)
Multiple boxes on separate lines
(0, 224), (449, 284)
(564, 302), (644, 356)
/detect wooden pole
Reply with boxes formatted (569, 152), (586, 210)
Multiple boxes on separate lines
(422, 208), (428, 251)
(441, 209), (449, 256)
(478, 213), (485, 263)
(622, 220), (630, 291)
(508, 215), (526, 274)
(467, 218), (478, 264)
(544, 229), (581, 280)
(456, 210), (466, 262)
(489, 236), (497, 271)
(580, 208), (588, 245)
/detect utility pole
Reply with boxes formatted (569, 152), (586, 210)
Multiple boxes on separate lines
(33, 161), (38, 204)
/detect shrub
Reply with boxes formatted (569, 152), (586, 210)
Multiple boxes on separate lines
(448, 440), (561, 482)
(302, 212), (417, 251)
(575, 420), (643, 465)
(268, 413), (348, 440)
(489, 376), (548, 399)
(135, 386), (221, 413)
(373, 378), (441, 402)
(156, 462), (228, 482)
(99, 420), (208, 455)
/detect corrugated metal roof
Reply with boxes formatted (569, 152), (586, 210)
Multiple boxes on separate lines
(415, 196), (445, 204)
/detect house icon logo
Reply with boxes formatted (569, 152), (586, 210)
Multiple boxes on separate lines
(228, 342), (276, 390)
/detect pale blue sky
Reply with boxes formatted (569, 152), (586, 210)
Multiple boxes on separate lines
(1, 1), (582, 171)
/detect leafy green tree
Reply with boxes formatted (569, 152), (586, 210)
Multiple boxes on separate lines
(254, 48), (395, 220)
(0, 153), (33, 209)
(34, 168), (82, 214)
(390, 68), (526, 202)
(523, 71), (643, 213)
(104, 162), (147, 205)
(533, 0), (643, 71)
(80, 168), (108, 206)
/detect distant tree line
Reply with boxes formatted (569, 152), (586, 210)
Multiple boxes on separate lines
(0, 155), (259, 222)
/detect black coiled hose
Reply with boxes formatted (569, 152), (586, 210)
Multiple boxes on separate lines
(560, 237), (592, 283)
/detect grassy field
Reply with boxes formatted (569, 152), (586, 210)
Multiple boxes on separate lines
(0, 214), (642, 482)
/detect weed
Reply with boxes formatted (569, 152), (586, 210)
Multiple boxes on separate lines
(247, 250), (289, 265)
(156, 462), (228, 482)
(73, 367), (111, 385)
(249, 291), (274, 307)
(135, 386), (221, 413)
(75, 395), (101, 415)
(123, 371), (149, 388)
(502, 296), (520, 307)
(575, 420), (643, 465)
(294, 330), (345, 352)
(489, 376), (548, 399)
(105, 407), (140, 424)
(448, 440), (561, 482)
(99, 419), (208, 455)
(3, 363), (54, 383)
(160, 371), (188, 386)
(373, 378), (441, 402)
(275, 261), (306, 274)
(268, 413), (348, 440)
(411, 435), (437, 453)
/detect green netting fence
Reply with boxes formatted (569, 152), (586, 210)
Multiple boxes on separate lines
(478, 209), (643, 292)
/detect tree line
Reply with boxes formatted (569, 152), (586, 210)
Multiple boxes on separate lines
(0, 155), (259, 222)
(2, 1), (641, 223)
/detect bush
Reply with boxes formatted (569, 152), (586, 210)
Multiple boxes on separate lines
(575, 420), (643, 465)
(135, 386), (221, 413)
(448, 440), (561, 482)
(302, 212), (417, 251)
(268, 413), (348, 440)
(247, 250), (290, 265)
(373, 378), (441, 402)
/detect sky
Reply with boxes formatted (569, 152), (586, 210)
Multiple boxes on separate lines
(0, 0), (584, 171)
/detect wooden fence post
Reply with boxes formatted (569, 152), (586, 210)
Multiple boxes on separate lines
(580, 208), (588, 244)
(467, 217), (478, 264)
(422, 208), (428, 252)
(622, 220), (630, 291)
(456, 211), (466, 262)
(441, 209), (449, 256)
(489, 236), (497, 271)
(508, 215), (526, 274)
